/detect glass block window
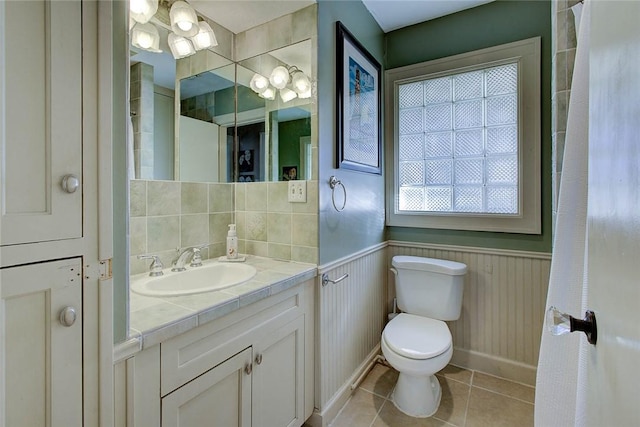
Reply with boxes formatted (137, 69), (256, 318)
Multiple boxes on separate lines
(397, 63), (519, 214)
(386, 37), (541, 234)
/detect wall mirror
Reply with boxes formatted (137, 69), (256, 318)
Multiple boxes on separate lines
(129, 16), (314, 183)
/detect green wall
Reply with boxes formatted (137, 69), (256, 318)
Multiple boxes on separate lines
(385, 0), (552, 253)
(317, 0), (386, 265)
(278, 118), (311, 177)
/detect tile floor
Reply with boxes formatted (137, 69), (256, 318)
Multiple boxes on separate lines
(328, 364), (534, 427)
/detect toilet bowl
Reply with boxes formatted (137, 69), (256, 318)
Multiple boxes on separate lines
(382, 255), (467, 418)
(381, 313), (453, 417)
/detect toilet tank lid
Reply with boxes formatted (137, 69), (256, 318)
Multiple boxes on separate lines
(392, 256), (467, 275)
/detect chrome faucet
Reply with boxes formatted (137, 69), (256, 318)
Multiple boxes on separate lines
(137, 254), (164, 277)
(171, 245), (206, 272)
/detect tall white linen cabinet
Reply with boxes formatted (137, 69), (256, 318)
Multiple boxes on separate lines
(0, 1), (112, 426)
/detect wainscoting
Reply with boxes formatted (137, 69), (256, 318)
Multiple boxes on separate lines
(388, 241), (551, 386)
(310, 244), (388, 427)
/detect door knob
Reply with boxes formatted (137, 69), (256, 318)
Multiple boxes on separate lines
(61, 174), (80, 193)
(547, 306), (597, 345)
(59, 306), (77, 327)
(244, 363), (253, 375)
(255, 354), (263, 365)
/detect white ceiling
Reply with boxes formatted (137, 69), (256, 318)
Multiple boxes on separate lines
(191, 0), (493, 35)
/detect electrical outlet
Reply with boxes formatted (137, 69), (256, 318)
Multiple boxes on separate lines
(288, 180), (307, 203)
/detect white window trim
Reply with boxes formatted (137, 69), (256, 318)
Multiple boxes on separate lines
(385, 37), (541, 234)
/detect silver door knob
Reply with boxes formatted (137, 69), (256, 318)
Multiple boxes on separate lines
(61, 174), (80, 193)
(244, 363), (253, 375)
(255, 354), (263, 365)
(59, 306), (77, 327)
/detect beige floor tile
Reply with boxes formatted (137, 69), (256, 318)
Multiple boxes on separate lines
(330, 389), (385, 427)
(437, 364), (474, 385)
(472, 372), (535, 403)
(372, 400), (451, 427)
(359, 364), (399, 398)
(432, 375), (470, 426)
(466, 387), (534, 427)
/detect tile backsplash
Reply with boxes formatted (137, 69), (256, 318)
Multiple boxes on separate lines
(129, 180), (318, 275)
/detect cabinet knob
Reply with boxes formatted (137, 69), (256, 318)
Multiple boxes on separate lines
(244, 363), (253, 375)
(59, 306), (77, 327)
(255, 354), (263, 365)
(61, 174), (80, 193)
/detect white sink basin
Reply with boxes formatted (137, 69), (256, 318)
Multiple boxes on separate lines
(131, 262), (257, 297)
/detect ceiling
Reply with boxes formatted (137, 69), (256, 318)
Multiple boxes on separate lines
(191, 0), (493, 35)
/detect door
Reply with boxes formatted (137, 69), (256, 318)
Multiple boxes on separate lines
(252, 316), (305, 427)
(0, 0), (82, 245)
(0, 258), (83, 426)
(586, 1), (640, 425)
(162, 347), (252, 427)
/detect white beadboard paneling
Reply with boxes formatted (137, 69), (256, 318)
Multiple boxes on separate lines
(316, 247), (387, 411)
(388, 244), (551, 377)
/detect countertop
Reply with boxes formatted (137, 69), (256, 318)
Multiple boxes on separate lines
(125, 255), (317, 352)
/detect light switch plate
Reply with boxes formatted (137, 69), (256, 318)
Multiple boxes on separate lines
(288, 180), (307, 203)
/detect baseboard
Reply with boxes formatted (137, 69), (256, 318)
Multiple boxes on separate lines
(306, 345), (381, 427)
(451, 347), (537, 386)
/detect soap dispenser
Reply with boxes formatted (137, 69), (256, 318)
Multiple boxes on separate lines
(226, 224), (238, 259)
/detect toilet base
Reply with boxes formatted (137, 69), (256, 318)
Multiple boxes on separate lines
(391, 373), (442, 418)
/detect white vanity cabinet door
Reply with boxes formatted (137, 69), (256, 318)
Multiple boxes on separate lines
(162, 347), (253, 427)
(0, 0), (82, 246)
(0, 258), (83, 427)
(252, 315), (305, 427)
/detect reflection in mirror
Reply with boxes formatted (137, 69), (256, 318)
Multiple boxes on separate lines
(177, 62), (235, 182)
(237, 39), (313, 182)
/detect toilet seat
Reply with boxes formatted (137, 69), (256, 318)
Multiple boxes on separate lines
(383, 313), (451, 359)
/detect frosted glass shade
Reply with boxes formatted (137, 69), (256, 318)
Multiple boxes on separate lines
(168, 33), (195, 59)
(279, 87), (298, 103)
(250, 74), (269, 94)
(130, 0), (158, 23)
(131, 22), (162, 53)
(170, 1), (198, 37)
(269, 66), (290, 89)
(259, 87), (276, 100)
(191, 21), (218, 50)
(291, 70), (311, 95)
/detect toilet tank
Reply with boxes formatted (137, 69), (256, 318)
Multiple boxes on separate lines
(392, 255), (467, 321)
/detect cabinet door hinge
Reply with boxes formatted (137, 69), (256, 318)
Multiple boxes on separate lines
(84, 259), (113, 280)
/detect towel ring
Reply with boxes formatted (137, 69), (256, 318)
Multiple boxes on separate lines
(329, 176), (347, 212)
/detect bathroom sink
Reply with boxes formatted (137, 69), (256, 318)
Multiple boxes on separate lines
(131, 262), (257, 297)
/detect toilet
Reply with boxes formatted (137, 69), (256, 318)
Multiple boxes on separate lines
(381, 255), (467, 418)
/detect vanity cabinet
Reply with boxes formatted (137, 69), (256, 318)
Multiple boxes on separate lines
(128, 280), (314, 427)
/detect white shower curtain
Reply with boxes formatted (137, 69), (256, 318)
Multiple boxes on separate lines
(535, 2), (590, 426)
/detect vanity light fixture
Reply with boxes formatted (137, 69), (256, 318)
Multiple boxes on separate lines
(170, 1), (199, 37)
(250, 74), (270, 93)
(168, 32), (195, 59)
(131, 22), (162, 52)
(190, 21), (218, 50)
(269, 66), (290, 90)
(130, 0), (158, 23)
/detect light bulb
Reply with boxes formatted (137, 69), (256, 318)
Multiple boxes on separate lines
(291, 70), (311, 94)
(130, 0), (148, 15)
(137, 33), (153, 49)
(177, 20), (192, 32)
(131, 22), (162, 53)
(260, 86), (276, 100)
(250, 74), (269, 93)
(269, 66), (290, 90)
(168, 33), (195, 59)
(279, 87), (298, 103)
(190, 22), (218, 50)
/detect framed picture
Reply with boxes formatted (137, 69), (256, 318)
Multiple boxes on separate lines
(282, 165), (298, 181)
(336, 21), (382, 174)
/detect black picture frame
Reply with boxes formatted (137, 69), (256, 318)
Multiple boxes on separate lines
(336, 21), (382, 174)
